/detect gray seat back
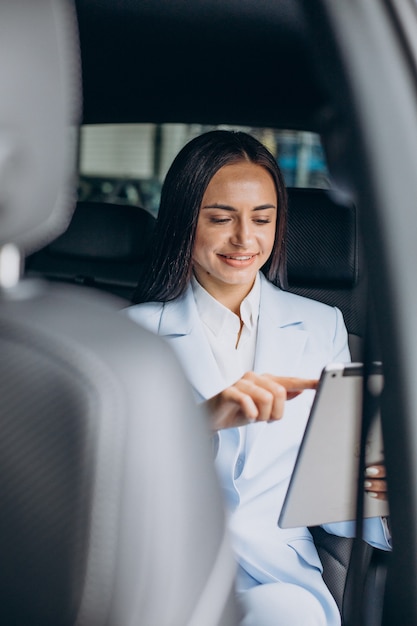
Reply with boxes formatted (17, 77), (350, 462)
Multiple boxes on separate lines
(0, 2), (239, 624)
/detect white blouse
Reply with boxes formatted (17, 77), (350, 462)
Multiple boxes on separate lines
(190, 272), (261, 388)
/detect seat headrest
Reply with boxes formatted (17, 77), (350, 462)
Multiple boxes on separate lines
(47, 201), (156, 261)
(0, 0), (80, 254)
(286, 188), (358, 288)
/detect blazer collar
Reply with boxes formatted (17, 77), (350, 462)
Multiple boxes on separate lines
(158, 286), (226, 400)
(159, 287), (195, 336)
(258, 274), (303, 328)
(158, 275), (305, 335)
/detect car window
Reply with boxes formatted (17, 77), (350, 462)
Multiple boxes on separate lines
(78, 123), (330, 216)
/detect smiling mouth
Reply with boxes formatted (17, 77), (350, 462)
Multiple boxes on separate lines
(220, 254), (257, 260)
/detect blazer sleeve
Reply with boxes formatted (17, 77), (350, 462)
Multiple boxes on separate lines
(321, 517), (391, 551)
(332, 306), (351, 363)
(122, 302), (164, 335)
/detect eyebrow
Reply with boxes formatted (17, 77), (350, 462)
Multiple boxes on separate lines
(201, 203), (276, 211)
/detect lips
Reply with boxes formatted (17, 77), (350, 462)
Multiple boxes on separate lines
(220, 253), (257, 260)
(218, 253), (258, 267)
(223, 255), (254, 260)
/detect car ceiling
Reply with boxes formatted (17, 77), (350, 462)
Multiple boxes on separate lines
(74, 0), (330, 131)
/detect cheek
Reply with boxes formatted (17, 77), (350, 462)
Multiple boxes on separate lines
(260, 226), (276, 254)
(193, 224), (223, 256)
(192, 229), (213, 262)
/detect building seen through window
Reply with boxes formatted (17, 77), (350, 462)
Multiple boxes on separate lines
(78, 124), (330, 216)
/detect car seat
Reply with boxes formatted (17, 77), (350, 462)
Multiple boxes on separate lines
(26, 200), (156, 300)
(286, 186), (366, 361)
(285, 187), (388, 625)
(0, 1), (239, 625)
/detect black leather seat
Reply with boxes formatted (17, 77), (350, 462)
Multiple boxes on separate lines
(285, 188), (389, 625)
(26, 200), (156, 300)
(286, 186), (366, 361)
(0, 2), (239, 624)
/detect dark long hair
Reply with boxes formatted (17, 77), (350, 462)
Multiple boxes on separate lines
(132, 130), (288, 303)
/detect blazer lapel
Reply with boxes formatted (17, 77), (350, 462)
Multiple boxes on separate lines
(254, 276), (308, 376)
(158, 287), (225, 401)
(245, 276), (311, 467)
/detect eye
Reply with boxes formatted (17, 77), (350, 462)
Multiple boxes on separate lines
(209, 216), (231, 224)
(254, 218), (272, 224)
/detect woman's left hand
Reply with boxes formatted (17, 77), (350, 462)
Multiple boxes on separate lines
(364, 464), (388, 500)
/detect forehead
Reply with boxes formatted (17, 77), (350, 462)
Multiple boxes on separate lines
(204, 162), (277, 197)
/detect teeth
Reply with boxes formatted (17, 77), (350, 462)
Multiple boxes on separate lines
(225, 255), (252, 260)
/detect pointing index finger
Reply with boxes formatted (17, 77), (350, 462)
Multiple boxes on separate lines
(263, 376), (318, 401)
(267, 376), (319, 391)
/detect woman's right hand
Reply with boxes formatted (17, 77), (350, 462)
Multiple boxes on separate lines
(205, 372), (318, 431)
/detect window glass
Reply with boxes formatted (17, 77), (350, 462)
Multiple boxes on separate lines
(78, 123), (330, 216)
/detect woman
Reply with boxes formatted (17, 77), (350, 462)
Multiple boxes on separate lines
(126, 130), (389, 626)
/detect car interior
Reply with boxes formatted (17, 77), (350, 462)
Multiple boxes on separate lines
(27, 152), (371, 622)
(4, 0), (417, 624)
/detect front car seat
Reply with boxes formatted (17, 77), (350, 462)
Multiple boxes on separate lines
(25, 200), (157, 300)
(0, 2), (239, 624)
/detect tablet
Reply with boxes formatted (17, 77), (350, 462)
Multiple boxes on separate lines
(278, 362), (389, 529)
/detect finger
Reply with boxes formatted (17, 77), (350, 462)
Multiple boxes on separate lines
(263, 375), (317, 401)
(286, 390), (303, 401)
(206, 387), (257, 430)
(236, 379), (276, 422)
(366, 490), (388, 501)
(209, 375), (285, 429)
(261, 381), (286, 421)
(240, 373), (286, 421)
(364, 478), (388, 501)
(364, 479), (387, 493)
(242, 372), (318, 392)
(365, 464), (386, 478)
(218, 385), (259, 423)
(265, 375), (319, 394)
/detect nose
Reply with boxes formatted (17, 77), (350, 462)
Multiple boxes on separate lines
(230, 217), (253, 247)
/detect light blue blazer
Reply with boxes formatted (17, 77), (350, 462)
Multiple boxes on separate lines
(126, 273), (390, 624)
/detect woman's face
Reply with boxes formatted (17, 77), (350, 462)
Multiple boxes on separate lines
(192, 161), (277, 305)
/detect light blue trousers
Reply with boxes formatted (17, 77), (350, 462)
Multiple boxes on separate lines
(236, 565), (339, 626)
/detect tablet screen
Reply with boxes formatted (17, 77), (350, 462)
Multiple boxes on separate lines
(278, 362), (389, 528)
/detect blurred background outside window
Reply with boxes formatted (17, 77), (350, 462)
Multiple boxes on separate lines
(78, 124), (330, 217)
